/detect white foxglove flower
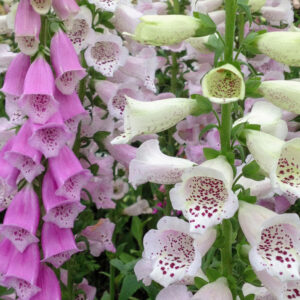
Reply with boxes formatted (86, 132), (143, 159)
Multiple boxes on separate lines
(134, 216), (216, 287)
(185, 36), (212, 54)
(239, 201), (300, 281)
(111, 97), (198, 144)
(156, 285), (192, 300)
(246, 130), (300, 201)
(64, 6), (94, 54)
(248, 0), (266, 12)
(85, 33), (128, 77)
(233, 101), (288, 139)
(123, 196), (152, 216)
(191, 0), (223, 13)
(129, 139), (195, 188)
(170, 156), (238, 234)
(258, 80), (300, 114)
(88, 0), (119, 12)
(202, 64), (245, 104)
(0, 44), (17, 73)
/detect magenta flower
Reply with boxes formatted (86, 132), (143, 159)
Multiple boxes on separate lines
(81, 218), (116, 257)
(14, 0), (41, 55)
(42, 170), (85, 228)
(0, 239), (17, 283)
(19, 56), (58, 124)
(4, 243), (40, 299)
(29, 113), (73, 158)
(30, 0), (52, 15)
(52, 0), (80, 20)
(41, 222), (79, 268)
(5, 121), (44, 182)
(50, 30), (86, 95)
(77, 278), (96, 300)
(0, 185), (39, 253)
(49, 146), (92, 201)
(30, 264), (61, 300)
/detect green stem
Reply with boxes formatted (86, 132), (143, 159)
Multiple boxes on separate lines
(67, 262), (74, 299)
(237, 14), (245, 48)
(173, 0), (180, 14)
(220, 103), (232, 154)
(40, 16), (48, 47)
(221, 219), (233, 276)
(79, 52), (87, 102)
(170, 52), (178, 96)
(224, 0), (237, 63)
(109, 262), (116, 300)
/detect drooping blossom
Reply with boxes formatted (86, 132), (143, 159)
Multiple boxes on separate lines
(191, 0), (223, 13)
(52, 0), (79, 20)
(30, 0), (52, 15)
(129, 139), (195, 188)
(134, 216), (216, 287)
(123, 196), (152, 216)
(170, 156), (238, 233)
(88, 0), (119, 12)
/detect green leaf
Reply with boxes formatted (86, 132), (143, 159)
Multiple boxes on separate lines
(101, 291), (110, 300)
(244, 266), (259, 283)
(93, 131), (110, 149)
(238, 188), (257, 204)
(205, 34), (224, 66)
(193, 12), (216, 36)
(194, 277), (208, 289)
(237, 0), (252, 25)
(241, 30), (267, 56)
(242, 160), (266, 181)
(131, 217), (143, 249)
(206, 268), (221, 282)
(203, 148), (220, 160)
(191, 94), (213, 116)
(245, 295), (255, 300)
(199, 124), (219, 140)
(110, 258), (127, 274)
(119, 274), (143, 300)
(89, 163), (99, 176)
(245, 77), (262, 98)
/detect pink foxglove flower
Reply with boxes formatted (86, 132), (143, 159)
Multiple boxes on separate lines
(85, 33), (128, 77)
(19, 56), (58, 124)
(64, 6), (93, 54)
(170, 156), (238, 234)
(4, 243), (40, 299)
(0, 186), (39, 252)
(233, 101), (288, 139)
(51, 30), (86, 95)
(239, 201), (300, 281)
(112, 178), (129, 200)
(49, 146), (92, 201)
(123, 196), (152, 216)
(129, 139), (195, 188)
(30, 0), (52, 15)
(55, 90), (87, 133)
(246, 130), (300, 201)
(52, 0), (79, 20)
(0, 239), (17, 282)
(76, 278), (96, 300)
(5, 121), (44, 182)
(29, 113), (72, 158)
(42, 170), (85, 228)
(156, 285), (192, 300)
(111, 97), (198, 144)
(81, 218), (116, 257)
(14, 0), (41, 55)
(192, 277), (233, 300)
(88, 0), (118, 12)
(41, 222), (79, 268)
(30, 264), (61, 300)
(134, 216), (216, 287)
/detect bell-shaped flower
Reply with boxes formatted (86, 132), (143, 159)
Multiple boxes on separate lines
(0, 186), (39, 253)
(202, 63), (245, 104)
(258, 80), (300, 114)
(52, 0), (79, 20)
(129, 139), (195, 188)
(1, 53), (30, 100)
(41, 222), (79, 268)
(239, 201), (300, 281)
(5, 97), (25, 125)
(130, 15), (216, 46)
(50, 30), (86, 95)
(19, 56), (58, 124)
(42, 170), (85, 228)
(30, 0), (52, 15)
(80, 218), (116, 257)
(170, 156), (238, 234)
(85, 33), (128, 77)
(0, 239), (18, 282)
(88, 0), (118, 12)
(55, 89), (87, 133)
(4, 243), (40, 299)
(64, 6), (93, 54)
(233, 101), (288, 139)
(192, 278), (233, 300)
(29, 113), (72, 158)
(191, 0), (223, 13)
(156, 285), (193, 300)
(134, 216), (216, 287)
(111, 97), (198, 144)
(14, 0), (41, 55)
(4, 121), (44, 182)
(123, 196), (153, 216)
(246, 130), (300, 201)
(49, 146), (92, 201)
(252, 32), (300, 66)
(76, 278), (96, 300)
(30, 264), (61, 300)
(248, 0), (266, 12)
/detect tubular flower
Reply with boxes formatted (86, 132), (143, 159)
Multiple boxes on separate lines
(52, 0), (79, 20)
(134, 216), (216, 287)
(170, 156), (238, 234)
(111, 97), (198, 144)
(202, 63), (245, 104)
(30, 0), (52, 15)
(130, 15), (216, 46)
(239, 201), (300, 281)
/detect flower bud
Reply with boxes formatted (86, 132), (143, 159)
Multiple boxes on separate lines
(248, 0), (266, 12)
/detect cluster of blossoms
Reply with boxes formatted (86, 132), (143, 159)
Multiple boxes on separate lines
(0, 0), (299, 299)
